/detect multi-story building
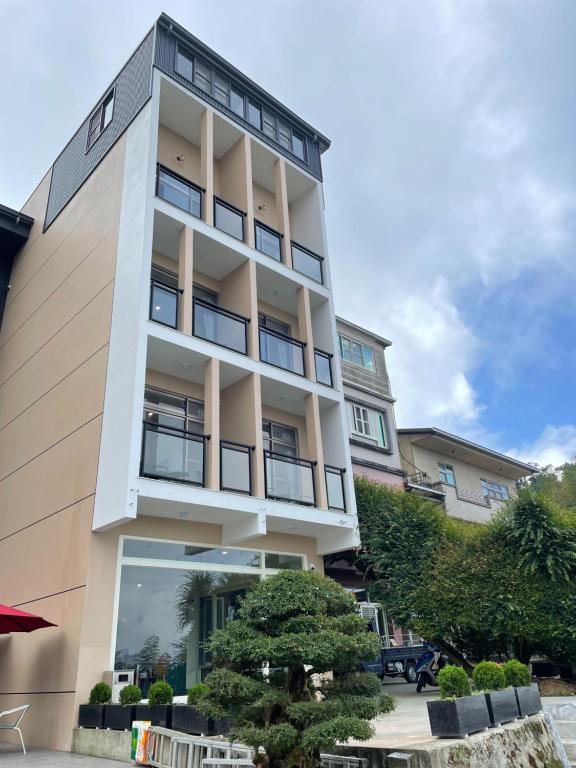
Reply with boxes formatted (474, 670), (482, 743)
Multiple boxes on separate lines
(0, 15), (359, 751)
(398, 428), (536, 523)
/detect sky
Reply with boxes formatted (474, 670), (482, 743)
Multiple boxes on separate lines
(1, 0), (575, 468)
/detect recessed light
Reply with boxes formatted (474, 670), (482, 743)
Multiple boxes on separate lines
(181, 363), (192, 371)
(136, 583), (142, 589)
(155, 305), (161, 311)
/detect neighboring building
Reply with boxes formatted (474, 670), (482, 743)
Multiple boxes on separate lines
(0, 15), (358, 750)
(336, 317), (404, 487)
(398, 428), (536, 523)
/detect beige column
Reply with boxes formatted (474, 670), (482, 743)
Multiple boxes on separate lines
(201, 108), (214, 225)
(178, 226), (194, 335)
(204, 358), (220, 490)
(244, 137), (255, 248)
(274, 158), (292, 267)
(297, 286), (315, 380)
(305, 393), (327, 509)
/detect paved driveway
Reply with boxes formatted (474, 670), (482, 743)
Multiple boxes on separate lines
(0, 744), (123, 767)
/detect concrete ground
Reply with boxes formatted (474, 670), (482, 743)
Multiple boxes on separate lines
(0, 743), (124, 766)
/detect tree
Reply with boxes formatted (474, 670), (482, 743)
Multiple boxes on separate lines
(194, 570), (394, 768)
(136, 634), (161, 674)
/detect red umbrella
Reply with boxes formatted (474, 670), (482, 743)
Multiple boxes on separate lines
(0, 604), (56, 634)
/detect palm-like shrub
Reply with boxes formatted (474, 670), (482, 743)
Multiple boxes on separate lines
(502, 659), (531, 688)
(438, 666), (471, 699)
(119, 684), (141, 705)
(148, 681), (173, 707)
(89, 682), (111, 704)
(472, 661), (506, 692)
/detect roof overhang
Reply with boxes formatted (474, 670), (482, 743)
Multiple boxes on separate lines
(398, 427), (536, 480)
(0, 204), (33, 256)
(336, 316), (393, 347)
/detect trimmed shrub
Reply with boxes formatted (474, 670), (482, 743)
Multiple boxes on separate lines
(187, 683), (208, 706)
(438, 665), (471, 699)
(503, 659), (531, 688)
(89, 682), (112, 704)
(148, 681), (173, 707)
(119, 684), (141, 706)
(473, 661), (506, 692)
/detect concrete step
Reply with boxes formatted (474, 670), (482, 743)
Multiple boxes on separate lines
(556, 720), (576, 739)
(562, 740), (576, 761)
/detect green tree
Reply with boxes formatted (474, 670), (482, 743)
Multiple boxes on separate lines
(136, 634), (161, 674)
(194, 570), (394, 768)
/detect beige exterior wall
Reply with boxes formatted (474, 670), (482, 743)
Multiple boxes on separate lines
(0, 138), (127, 751)
(157, 124), (202, 189)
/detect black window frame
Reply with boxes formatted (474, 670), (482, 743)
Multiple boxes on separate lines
(86, 88), (115, 152)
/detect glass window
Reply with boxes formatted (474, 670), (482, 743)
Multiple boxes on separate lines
(214, 199), (244, 241)
(194, 60), (211, 92)
(103, 92), (114, 128)
(247, 101), (261, 129)
(262, 111), (276, 139)
(351, 405), (371, 437)
(292, 134), (306, 161)
(255, 222), (282, 262)
(123, 539), (261, 567)
(481, 479), (509, 501)
(438, 463), (456, 486)
(264, 553), (303, 570)
(262, 420), (298, 457)
(278, 122), (292, 150)
(230, 88), (244, 117)
(193, 285), (218, 305)
(214, 75), (229, 106)
(87, 89), (114, 150)
(259, 313), (291, 337)
(156, 167), (201, 218)
(175, 50), (193, 82)
(144, 387), (204, 435)
(338, 334), (376, 372)
(151, 265), (178, 290)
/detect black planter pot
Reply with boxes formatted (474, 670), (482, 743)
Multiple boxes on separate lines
(484, 689), (519, 726)
(171, 705), (211, 735)
(210, 717), (231, 737)
(103, 704), (135, 731)
(78, 704), (105, 729)
(515, 684), (542, 717)
(133, 704), (172, 728)
(427, 695), (491, 738)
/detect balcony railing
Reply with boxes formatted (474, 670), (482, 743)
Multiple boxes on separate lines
(291, 241), (324, 284)
(214, 197), (246, 241)
(264, 450), (316, 506)
(156, 164), (202, 219)
(220, 440), (254, 495)
(314, 348), (333, 387)
(405, 471), (434, 488)
(192, 298), (250, 355)
(140, 421), (209, 486)
(149, 279), (180, 329)
(325, 465), (346, 511)
(255, 220), (282, 262)
(259, 327), (306, 376)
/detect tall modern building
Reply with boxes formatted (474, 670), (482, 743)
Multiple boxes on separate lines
(0, 15), (358, 750)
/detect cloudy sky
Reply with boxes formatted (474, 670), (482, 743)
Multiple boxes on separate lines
(1, 0), (574, 467)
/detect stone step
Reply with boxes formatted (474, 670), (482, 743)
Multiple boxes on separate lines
(556, 720), (576, 739)
(562, 740), (576, 761)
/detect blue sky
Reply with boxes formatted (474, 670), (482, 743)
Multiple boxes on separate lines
(1, 0), (574, 466)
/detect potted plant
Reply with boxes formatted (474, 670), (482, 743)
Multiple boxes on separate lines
(472, 661), (518, 727)
(78, 682), (111, 728)
(171, 684), (212, 735)
(104, 684), (141, 731)
(427, 665), (491, 738)
(503, 660), (541, 717)
(134, 681), (173, 728)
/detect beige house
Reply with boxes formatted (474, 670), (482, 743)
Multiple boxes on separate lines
(398, 428), (536, 523)
(0, 14), (358, 751)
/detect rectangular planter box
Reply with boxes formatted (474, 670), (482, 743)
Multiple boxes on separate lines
(133, 704), (172, 729)
(515, 684), (542, 717)
(103, 704), (135, 731)
(78, 704), (105, 729)
(427, 695), (491, 738)
(484, 689), (519, 726)
(171, 705), (210, 735)
(210, 717), (231, 736)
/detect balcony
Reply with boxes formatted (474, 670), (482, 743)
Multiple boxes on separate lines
(192, 298), (250, 355)
(291, 242), (323, 284)
(264, 450), (316, 506)
(255, 220), (282, 262)
(220, 440), (254, 495)
(156, 164), (202, 219)
(314, 349), (333, 387)
(214, 197), (245, 241)
(150, 279), (179, 329)
(140, 421), (209, 485)
(259, 327), (305, 376)
(325, 465), (346, 511)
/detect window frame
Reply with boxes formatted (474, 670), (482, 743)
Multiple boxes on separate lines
(338, 333), (376, 372)
(144, 385), (204, 435)
(86, 88), (115, 151)
(438, 462), (456, 487)
(262, 419), (299, 456)
(351, 404), (372, 438)
(480, 478), (509, 501)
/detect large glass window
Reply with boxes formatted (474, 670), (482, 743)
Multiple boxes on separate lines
(480, 478), (509, 501)
(338, 334), (376, 372)
(438, 462), (456, 486)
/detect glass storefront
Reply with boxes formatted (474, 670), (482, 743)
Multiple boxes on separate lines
(114, 538), (303, 695)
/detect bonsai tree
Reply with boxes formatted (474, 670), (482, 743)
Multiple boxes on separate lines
(472, 661), (505, 692)
(148, 681), (173, 707)
(89, 682), (111, 704)
(437, 666), (471, 699)
(119, 684), (141, 706)
(195, 570), (394, 768)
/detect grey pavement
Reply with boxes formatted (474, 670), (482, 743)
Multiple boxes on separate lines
(0, 744), (124, 766)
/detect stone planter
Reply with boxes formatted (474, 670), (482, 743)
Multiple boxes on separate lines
(171, 705), (211, 735)
(103, 704), (135, 731)
(78, 704), (105, 729)
(484, 689), (519, 726)
(427, 695), (491, 738)
(133, 704), (172, 728)
(515, 684), (542, 717)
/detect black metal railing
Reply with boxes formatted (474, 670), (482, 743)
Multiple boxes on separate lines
(192, 298), (250, 355)
(259, 327), (306, 376)
(214, 197), (246, 241)
(405, 472), (434, 488)
(314, 348), (333, 387)
(140, 421), (210, 486)
(220, 440), (254, 495)
(264, 450), (316, 506)
(255, 220), (283, 262)
(291, 241), (324, 284)
(156, 164), (202, 219)
(325, 465), (346, 511)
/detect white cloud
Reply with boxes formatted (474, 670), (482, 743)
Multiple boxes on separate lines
(509, 425), (576, 468)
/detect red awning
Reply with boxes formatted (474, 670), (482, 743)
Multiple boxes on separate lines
(0, 604), (56, 634)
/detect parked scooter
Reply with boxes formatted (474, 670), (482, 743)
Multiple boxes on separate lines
(415, 645), (448, 692)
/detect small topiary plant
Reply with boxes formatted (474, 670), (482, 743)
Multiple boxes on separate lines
(472, 661), (506, 692)
(148, 681), (173, 707)
(187, 683), (208, 706)
(119, 684), (141, 706)
(438, 665), (471, 699)
(502, 659), (531, 688)
(89, 682), (112, 704)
